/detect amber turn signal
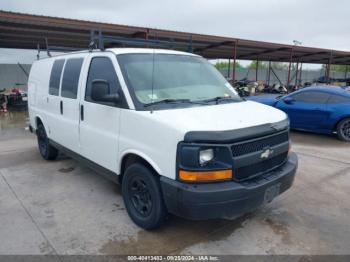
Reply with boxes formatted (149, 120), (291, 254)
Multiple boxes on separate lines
(179, 169), (233, 182)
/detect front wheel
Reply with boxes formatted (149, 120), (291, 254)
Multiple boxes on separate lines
(36, 124), (59, 160)
(337, 118), (350, 142)
(122, 163), (167, 230)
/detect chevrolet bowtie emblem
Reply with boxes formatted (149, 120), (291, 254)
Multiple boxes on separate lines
(261, 148), (273, 159)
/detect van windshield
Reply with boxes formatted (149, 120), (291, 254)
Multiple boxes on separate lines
(117, 53), (241, 110)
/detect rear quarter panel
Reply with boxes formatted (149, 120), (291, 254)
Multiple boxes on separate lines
(28, 59), (53, 130)
(326, 103), (350, 130)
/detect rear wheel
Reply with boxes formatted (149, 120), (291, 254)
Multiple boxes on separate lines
(122, 163), (167, 229)
(337, 118), (350, 142)
(36, 124), (58, 160)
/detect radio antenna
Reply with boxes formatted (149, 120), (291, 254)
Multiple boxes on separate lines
(150, 49), (155, 114)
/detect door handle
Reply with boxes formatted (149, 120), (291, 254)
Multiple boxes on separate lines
(80, 104), (84, 121)
(60, 101), (63, 114)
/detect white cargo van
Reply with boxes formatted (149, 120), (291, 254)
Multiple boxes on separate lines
(28, 48), (298, 229)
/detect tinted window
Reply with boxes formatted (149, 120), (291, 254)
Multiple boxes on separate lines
(85, 57), (121, 103)
(291, 91), (330, 103)
(61, 58), (83, 99)
(49, 59), (65, 96)
(328, 95), (350, 104)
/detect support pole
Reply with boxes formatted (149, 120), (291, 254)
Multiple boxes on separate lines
(299, 63), (303, 85)
(286, 48), (293, 87)
(294, 61), (299, 87)
(256, 57), (259, 81)
(188, 35), (193, 53)
(345, 65), (348, 79)
(326, 63), (331, 83)
(267, 61), (271, 86)
(232, 41), (237, 83)
(145, 29), (149, 48)
(98, 29), (104, 50)
(227, 59), (231, 79)
(326, 51), (333, 84)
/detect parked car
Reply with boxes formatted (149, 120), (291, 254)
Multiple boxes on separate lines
(248, 86), (350, 141)
(28, 48), (298, 229)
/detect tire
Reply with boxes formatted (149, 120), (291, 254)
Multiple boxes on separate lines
(122, 163), (167, 230)
(336, 118), (350, 142)
(36, 124), (59, 160)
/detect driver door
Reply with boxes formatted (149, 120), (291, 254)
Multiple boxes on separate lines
(276, 91), (331, 130)
(79, 54), (126, 172)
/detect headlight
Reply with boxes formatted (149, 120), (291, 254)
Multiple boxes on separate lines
(178, 144), (233, 182)
(199, 149), (214, 166)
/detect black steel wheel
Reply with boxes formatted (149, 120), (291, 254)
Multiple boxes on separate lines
(122, 163), (167, 229)
(337, 118), (350, 142)
(129, 177), (153, 217)
(36, 124), (58, 160)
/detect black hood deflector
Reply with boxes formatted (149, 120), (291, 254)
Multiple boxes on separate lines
(184, 119), (289, 144)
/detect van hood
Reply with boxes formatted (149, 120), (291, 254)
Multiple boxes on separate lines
(147, 100), (287, 136)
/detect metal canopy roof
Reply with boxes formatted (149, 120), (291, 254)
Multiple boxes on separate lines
(1, 10), (350, 65)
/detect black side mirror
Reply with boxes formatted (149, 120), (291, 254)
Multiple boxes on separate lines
(283, 97), (295, 104)
(91, 79), (119, 103)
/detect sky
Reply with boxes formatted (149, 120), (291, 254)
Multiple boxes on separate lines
(1, 0), (350, 68)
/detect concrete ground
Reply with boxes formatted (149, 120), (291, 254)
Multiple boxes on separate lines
(0, 111), (349, 255)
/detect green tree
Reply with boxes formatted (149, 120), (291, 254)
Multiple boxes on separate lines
(247, 61), (290, 70)
(215, 61), (243, 70)
(271, 62), (289, 70)
(322, 64), (350, 72)
(248, 61), (268, 69)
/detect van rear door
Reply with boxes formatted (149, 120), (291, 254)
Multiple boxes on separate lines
(47, 59), (65, 143)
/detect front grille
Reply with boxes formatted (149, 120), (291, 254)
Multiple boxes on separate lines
(231, 131), (289, 157)
(235, 152), (288, 180)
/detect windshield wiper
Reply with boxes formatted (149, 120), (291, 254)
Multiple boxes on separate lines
(144, 98), (205, 107)
(202, 96), (238, 104)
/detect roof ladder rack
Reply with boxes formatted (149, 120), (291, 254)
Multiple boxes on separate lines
(90, 29), (104, 50)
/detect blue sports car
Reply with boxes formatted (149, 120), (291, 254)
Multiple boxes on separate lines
(248, 86), (350, 141)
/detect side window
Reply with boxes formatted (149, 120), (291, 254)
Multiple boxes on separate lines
(49, 59), (65, 96)
(328, 95), (350, 104)
(291, 91), (330, 103)
(61, 58), (84, 99)
(85, 57), (121, 104)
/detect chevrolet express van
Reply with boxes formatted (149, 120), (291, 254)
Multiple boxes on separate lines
(28, 48), (298, 229)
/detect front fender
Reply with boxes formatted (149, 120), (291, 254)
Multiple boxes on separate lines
(118, 149), (162, 175)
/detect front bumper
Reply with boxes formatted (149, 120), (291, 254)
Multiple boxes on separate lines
(160, 152), (298, 220)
